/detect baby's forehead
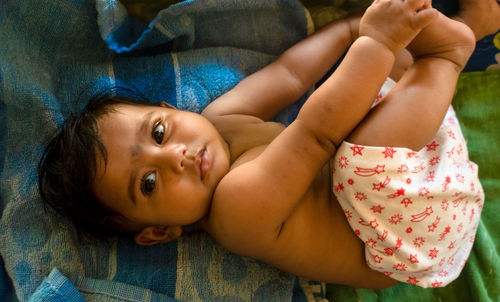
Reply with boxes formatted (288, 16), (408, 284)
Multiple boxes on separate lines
(107, 102), (157, 113)
(96, 103), (156, 125)
(94, 103), (159, 157)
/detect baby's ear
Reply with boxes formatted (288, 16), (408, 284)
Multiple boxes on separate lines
(134, 226), (182, 246)
(159, 101), (176, 109)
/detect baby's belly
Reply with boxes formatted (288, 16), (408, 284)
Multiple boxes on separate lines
(263, 173), (395, 289)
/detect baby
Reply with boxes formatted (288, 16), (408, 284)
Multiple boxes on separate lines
(39, 0), (500, 289)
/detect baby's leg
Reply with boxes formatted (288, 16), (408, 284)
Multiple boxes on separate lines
(454, 0), (500, 41)
(346, 12), (475, 151)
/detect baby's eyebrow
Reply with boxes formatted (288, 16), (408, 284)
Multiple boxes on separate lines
(138, 110), (155, 140)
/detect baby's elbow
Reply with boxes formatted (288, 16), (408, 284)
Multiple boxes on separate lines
(314, 133), (338, 156)
(294, 119), (339, 156)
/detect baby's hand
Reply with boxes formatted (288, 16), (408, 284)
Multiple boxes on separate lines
(359, 0), (438, 54)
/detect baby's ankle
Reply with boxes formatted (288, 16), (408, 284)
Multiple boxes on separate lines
(441, 38), (475, 71)
(421, 34), (475, 71)
(408, 15), (476, 71)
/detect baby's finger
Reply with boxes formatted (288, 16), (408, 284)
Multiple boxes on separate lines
(413, 7), (438, 29)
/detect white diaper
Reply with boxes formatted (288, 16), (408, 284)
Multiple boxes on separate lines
(332, 80), (484, 288)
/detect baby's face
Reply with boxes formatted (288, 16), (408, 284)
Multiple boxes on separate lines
(92, 103), (230, 229)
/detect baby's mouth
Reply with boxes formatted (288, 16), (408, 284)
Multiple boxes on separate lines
(197, 148), (210, 181)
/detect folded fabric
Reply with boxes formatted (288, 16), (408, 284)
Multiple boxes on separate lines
(28, 268), (85, 302)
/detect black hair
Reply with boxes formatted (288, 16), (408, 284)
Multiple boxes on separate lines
(38, 90), (161, 241)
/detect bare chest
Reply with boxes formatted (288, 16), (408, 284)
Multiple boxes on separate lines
(212, 118), (392, 287)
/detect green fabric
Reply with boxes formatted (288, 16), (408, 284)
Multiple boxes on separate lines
(326, 70), (500, 301)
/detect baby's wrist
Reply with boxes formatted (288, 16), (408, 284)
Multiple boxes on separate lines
(358, 26), (401, 56)
(355, 35), (397, 59)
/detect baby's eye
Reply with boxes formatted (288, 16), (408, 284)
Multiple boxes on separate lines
(152, 122), (165, 144)
(141, 172), (156, 195)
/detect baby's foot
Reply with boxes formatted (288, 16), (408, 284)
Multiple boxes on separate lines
(455, 0), (500, 41)
(406, 12), (475, 71)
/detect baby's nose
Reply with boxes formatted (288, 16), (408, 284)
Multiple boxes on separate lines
(165, 144), (187, 173)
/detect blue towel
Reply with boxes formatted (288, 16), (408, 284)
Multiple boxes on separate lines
(4, 0), (497, 301)
(0, 0), (317, 300)
(27, 268), (85, 302)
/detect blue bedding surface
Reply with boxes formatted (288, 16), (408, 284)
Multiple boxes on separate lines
(1, 0), (499, 301)
(0, 0), (316, 301)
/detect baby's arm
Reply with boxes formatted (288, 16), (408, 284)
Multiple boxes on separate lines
(202, 16), (359, 121)
(298, 0), (437, 148)
(210, 0), (438, 255)
(260, 0), (438, 189)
